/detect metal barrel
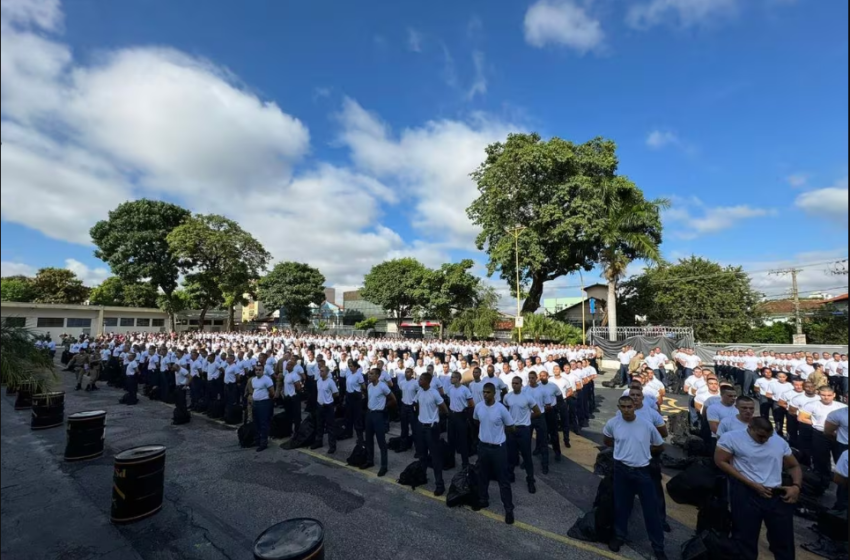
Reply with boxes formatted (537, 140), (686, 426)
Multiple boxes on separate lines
(30, 392), (65, 430)
(253, 519), (325, 560)
(111, 445), (166, 524)
(65, 410), (107, 462)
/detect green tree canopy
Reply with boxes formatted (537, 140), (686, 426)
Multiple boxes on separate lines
(258, 262), (326, 327)
(448, 286), (502, 340)
(420, 259), (482, 334)
(90, 200), (191, 296)
(167, 214), (270, 331)
(89, 277), (158, 308)
(803, 304), (849, 345)
(618, 256), (762, 342)
(469, 134), (657, 313)
(31, 268), (89, 304)
(1, 276), (36, 302)
(361, 258), (430, 320)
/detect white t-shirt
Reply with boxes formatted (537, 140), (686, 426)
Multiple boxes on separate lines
(742, 356), (759, 371)
(474, 401), (515, 445)
(716, 415), (749, 438)
(707, 403), (738, 425)
(504, 391), (536, 427)
(825, 406), (850, 443)
(684, 376), (706, 395)
(804, 401), (848, 432)
(754, 377), (773, 396)
(126, 361), (139, 377)
(316, 377), (338, 406)
(252, 375), (274, 401)
(836, 450), (848, 478)
(603, 415), (664, 468)
(415, 387), (444, 424)
(717, 430), (792, 488)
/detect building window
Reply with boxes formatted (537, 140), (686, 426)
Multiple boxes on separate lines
(67, 318), (92, 328)
(3, 317), (26, 328)
(103, 318), (119, 327)
(136, 318), (151, 327)
(37, 318), (65, 328)
(151, 319), (166, 328)
(120, 318), (135, 327)
(213, 320), (225, 326)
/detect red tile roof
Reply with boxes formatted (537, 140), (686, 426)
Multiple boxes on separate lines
(760, 299), (825, 315)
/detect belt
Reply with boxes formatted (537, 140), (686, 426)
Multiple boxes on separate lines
(368, 409), (387, 413)
(421, 422), (439, 428)
(614, 460), (650, 470)
(479, 442), (504, 449)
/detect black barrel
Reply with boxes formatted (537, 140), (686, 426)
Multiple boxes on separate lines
(65, 410), (106, 462)
(253, 519), (325, 560)
(111, 445), (166, 524)
(5, 384), (17, 396)
(14, 381), (35, 410)
(31, 392), (65, 430)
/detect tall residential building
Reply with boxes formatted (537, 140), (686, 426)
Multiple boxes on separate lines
(324, 287), (336, 306)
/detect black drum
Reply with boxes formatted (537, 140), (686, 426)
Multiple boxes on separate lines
(5, 384), (17, 396)
(14, 381), (35, 410)
(253, 519), (325, 560)
(31, 392), (65, 430)
(111, 445), (166, 524)
(65, 410), (106, 462)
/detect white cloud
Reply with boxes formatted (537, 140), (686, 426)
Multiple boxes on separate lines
(337, 98), (518, 248)
(1, 261), (37, 277)
(646, 129), (679, 149)
(786, 173), (809, 188)
(627, 0), (739, 29)
(524, 0), (604, 54)
(0, 0), (62, 31)
(407, 27), (423, 53)
(795, 177), (849, 228)
(64, 259), (110, 287)
(664, 196), (777, 238)
(746, 249), (849, 298)
(467, 51), (487, 100)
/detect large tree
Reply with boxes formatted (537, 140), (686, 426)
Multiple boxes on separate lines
(803, 304), (849, 345)
(1, 276), (36, 302)
(468, 134), (657, 313)
(448, 286), (502, 340)
(258, 262), (326, 327)
(420, 259), (482, 336)
(361, 258), (430, 320)
(598, 181), (668, 340)
(89, 277), (158, 308)
(31, 268), (89, 304)
(167, 214), (270, 331)
(618, 256), (762, 342)
(91, 200), (191, 327)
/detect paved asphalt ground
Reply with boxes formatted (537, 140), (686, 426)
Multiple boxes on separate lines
(0, 362), (829, 560)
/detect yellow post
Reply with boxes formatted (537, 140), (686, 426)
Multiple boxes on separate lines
(579, 271), (586, 345)
(505, 225), (526, 342)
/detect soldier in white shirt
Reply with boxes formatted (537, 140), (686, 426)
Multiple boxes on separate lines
(801, 387), (848, 483)
(504, 376), (540, 494)
(122, 352), (139, 405)
(706, 386), (739, 439)
(250, 362), (275, 452)
(364, 369), (395, 477)
(716, 396), (756, 438)
(474, 382), (517, 525)
(603, 396), (666, 558)
(415, 372), (449, 497)
(205, 353), (224, 406)
(398, 368), (420, 450)
(715, 417), (802, 560)
(616, 346), (636, 388)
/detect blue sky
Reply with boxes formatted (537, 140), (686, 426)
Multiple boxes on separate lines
(1, 0), (848, 307)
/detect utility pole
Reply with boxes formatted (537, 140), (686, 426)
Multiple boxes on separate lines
(770, 267), (805, 343)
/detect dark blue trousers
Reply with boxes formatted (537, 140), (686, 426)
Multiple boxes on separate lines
(553, 398), (570, 445)
(729, 478), (795, 560)
(448, 411), (470, 467)
(253, 399), (273, 447)
(344, 392), (364, 442)
(418, 423), (444, 488)
(618, 365), (629, 386)
(613, 461), (665, 554)
(530, 416), (549, 469)
(508, 425), (535, 482)
(366, 410), (388, 469)
(478, 442), (514, 513)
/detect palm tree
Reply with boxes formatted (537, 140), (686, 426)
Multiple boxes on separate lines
(1, 319), (57, 394)
(599, 184), (669, 341)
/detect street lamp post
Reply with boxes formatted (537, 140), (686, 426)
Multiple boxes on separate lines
(505, 225), (527, 342)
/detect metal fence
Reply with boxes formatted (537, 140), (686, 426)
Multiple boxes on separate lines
(589, 326), (694, 343)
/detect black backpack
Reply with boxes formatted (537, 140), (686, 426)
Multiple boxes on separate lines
(172, 407), (191, 426)
(270, 412), (291, 440)
(282, 416), (317, 450)
(207, 400), (225, 419)
(667, 462), (716, 507)
(398, 460), (428, 490)
(446, 465), (481, 509)
(224, 404), (243, 426)
(238, 423), (258, 448)
(347, 444), (369, 468)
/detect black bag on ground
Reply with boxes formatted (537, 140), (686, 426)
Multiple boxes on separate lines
(172, 407), (191, 426)
(567, 474), (615, 543)
(282, 416), (316, 450)
(398, 460), (428, 490)
(661, 453), (695, 470)
(593, 448), (615, 477)
(388, 436), (404, 452)
(192, 400), (208, 414)
(667, 462), (717, 507)
(238, 423), (258, 448)
(441, 439), (456, 471)
(696, 497), (731, 534)
(817, 509), (849, 542)
(567, 509), (602, 542)
(335, 418), (351, 441)
(346, 444), (369, 468)
(270, 412), (292, 439)
(681, 530), (745, 560)
(446, 465), (481, 509)
(224, 404), (243, 425)
(207, 400), (225, 419)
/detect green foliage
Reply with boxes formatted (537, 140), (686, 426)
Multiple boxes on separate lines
(361, 258), (430, 319)
(449, 286), (502, 340)
(88, 277), (159, 308)
(1, 319), (57, 394)
(803, 304), (849, 345)
(31, 268), (89, 304)
(741, 322), (794, 344)
(420, 259), (481, 325)
(468, 134), (660, 313)
(1, 276), (36, 302)
(354, 317), (379, 331)
(156, 290), (191, 325)
(512, 313), (583, 344)
(167, 214), (270, 330)
(618, 256), (762, 342)
(316, 321), (330, 332)
(90, 200), (190, 297)
(258, 262), (326, 327)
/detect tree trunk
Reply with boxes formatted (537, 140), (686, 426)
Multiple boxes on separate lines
(227, 304), (236, 332)
(169, 313), (176, 333)
(521, 273), (546, 314)
(607, 279), (618, 342)
(199, 307), (208, 332)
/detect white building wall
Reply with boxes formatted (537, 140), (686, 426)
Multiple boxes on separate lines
(1, 303), (170, 341)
